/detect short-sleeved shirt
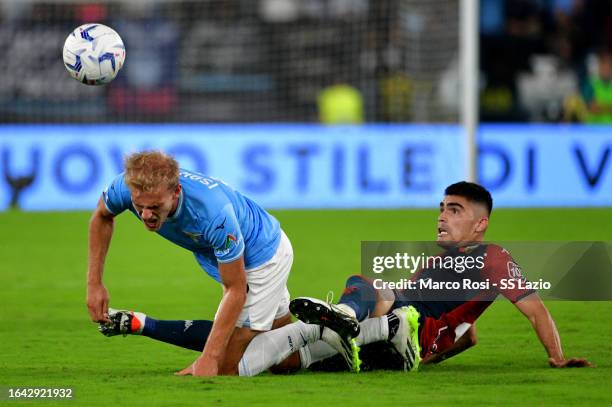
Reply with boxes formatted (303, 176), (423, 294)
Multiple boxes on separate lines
(102, 169), (281, 283)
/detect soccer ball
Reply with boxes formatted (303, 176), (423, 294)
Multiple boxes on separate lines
(62, 23), (126, 85)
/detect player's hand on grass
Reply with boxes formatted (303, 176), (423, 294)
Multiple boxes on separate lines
(548, 357), (593, 368)
(87, 283), (110, 323)
(176, 356), (219, 377)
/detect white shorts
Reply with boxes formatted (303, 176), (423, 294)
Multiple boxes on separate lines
(215, 230), (293, 331)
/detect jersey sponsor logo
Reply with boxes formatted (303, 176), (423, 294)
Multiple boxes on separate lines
(507, 261), (524, 279)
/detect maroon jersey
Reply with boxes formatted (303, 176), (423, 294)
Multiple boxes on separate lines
(393, 244), (535, 358)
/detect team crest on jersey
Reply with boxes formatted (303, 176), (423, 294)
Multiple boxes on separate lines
(224, 233), (237, 250)
(507, 261), (524, 279)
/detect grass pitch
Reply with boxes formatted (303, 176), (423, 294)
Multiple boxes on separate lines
(1, 208), (611, 406)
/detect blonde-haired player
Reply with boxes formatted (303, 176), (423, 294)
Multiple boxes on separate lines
(87, 150), (323, 376)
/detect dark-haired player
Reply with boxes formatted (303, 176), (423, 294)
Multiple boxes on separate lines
(290, 181), (592, 372)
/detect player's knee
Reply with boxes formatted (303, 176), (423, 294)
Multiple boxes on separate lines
(271, 313), (292, 330)
(346, 274), (369, 285)
(371, 298), (394, 317)
(467, 331), (478, 347)
(344, 274), (375, 294)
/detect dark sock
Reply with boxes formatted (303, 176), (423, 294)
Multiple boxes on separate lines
(387, 312), (400, 339)
(141, 317), (213, 352)
(338, 275), (377, 321)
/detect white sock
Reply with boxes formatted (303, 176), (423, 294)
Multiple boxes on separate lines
(355, 315), (388, 346)
(297, 316), (389, 369)
(238, 321), (320, 377)
(298, 340), (337, 368)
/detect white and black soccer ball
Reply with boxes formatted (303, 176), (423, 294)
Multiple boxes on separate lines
(62, 23), (126, 85)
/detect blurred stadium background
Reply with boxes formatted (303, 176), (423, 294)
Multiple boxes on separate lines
(2, 0), (612, 124)
(1, 2), (611, 404)
(0, 0), (611, 212)
(2, 0), (460, 123)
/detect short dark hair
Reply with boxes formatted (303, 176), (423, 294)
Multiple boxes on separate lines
(444, 181), (493, 215)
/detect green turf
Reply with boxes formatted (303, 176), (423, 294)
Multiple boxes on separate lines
(1, 208), (611, 406)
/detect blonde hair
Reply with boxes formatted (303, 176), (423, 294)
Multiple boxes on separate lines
(124, 150), (179, 192)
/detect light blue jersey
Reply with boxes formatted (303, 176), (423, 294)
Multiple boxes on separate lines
(102, 169), (281, 283)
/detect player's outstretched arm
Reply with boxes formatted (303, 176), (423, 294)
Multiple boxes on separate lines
(87, 198), (115, 323)
(177, 257), (248, 377)
(422, 325), (478, 365)
(514, 294), (592, 368)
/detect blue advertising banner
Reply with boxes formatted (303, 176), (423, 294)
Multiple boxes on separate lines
(0, 124), (610, 210)
(0, 124), (463, 210)
(479, 125), (612, 206)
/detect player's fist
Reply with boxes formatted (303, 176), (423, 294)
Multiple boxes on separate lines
(548, 357), (593, 368)
(87, 283), (110, 323)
